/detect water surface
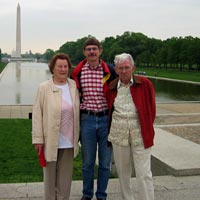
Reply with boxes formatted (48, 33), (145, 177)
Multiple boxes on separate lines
(0, 62), (51, 105)
(150, 78), (200, 102)
(0, 62), (199, 105)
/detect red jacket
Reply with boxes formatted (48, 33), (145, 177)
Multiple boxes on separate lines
(70, 59), (116, 100)
(106, 76), (156, 148)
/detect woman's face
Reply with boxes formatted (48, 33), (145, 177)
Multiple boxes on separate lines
(52, 59), (69, 81)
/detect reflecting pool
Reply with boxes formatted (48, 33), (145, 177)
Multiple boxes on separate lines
(0, 62), (200, 105)
(150, 78), (200, 102)
(0, 62), (51, 105)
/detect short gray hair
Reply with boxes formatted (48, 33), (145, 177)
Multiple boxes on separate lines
(114, 53), (135, 66)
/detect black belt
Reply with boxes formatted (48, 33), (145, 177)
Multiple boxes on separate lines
(81, 109), (109, 117)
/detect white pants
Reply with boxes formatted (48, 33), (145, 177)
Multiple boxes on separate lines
(112, 143), (154, 200)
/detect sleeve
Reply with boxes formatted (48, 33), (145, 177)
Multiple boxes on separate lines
(148, 79), (156, 122)
(32, 86), (45, 144)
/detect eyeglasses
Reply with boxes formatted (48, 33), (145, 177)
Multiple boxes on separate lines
(117, 66), (132, 72)
(85, 47), (99, 51)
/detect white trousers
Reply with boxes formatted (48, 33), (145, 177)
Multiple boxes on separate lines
(43, 148), (74, 200)
(112, 143), (154, 200)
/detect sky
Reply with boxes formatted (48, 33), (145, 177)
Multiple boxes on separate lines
(0, 0), (200, 54)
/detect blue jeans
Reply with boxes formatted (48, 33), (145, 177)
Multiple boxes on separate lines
(80, 113), (112, 199)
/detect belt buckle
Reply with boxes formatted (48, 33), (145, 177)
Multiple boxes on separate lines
(93, 111), (98, 116)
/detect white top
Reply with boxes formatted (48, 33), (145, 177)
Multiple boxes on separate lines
(56, 83), (74, 149)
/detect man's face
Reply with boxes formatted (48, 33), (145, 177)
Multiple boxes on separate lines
(83, 45), (102, 63)
(115, 60), (135, 84)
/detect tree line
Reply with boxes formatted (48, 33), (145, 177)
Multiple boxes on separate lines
(45, 32), (199, 71)
(2, 31), (200, 71)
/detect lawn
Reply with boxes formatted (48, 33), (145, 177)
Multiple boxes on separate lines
(136, 67), (200, 82)
(0, 119), (82, 183)
(0, 62), (7, 73)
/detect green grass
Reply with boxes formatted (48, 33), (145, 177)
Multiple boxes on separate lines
(136, 67), (200, 82)
(0, 119), (41, 183)
(0, 119), (83, 183)
(0, 119), (110, 183)
(0, 62), (7, 73)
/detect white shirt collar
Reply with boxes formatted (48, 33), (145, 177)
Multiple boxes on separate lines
(117, 77), (134, 89)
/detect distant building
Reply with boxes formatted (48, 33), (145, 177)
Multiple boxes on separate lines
(11, 3), (21, 59)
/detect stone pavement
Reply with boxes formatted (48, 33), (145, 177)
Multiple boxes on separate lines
(0, 175), (200, 200)
(0, 102), (200, 199)
(0, 105), (32, 119)
(152, 128), (200, 176)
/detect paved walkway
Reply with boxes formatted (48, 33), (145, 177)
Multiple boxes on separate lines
(0, 175), (200, 200)
(0, 102), (200, 199)
(152, 128), (200, 176)
(0, 105), (32, 119)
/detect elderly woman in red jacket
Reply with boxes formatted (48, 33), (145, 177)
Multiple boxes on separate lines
(107, 53), (156, 200)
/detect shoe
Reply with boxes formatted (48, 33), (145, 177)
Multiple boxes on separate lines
(81, 197), (91, 200)
(97, 198), (106, 200)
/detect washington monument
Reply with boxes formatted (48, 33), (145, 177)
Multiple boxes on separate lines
(16, 3), (21, 58)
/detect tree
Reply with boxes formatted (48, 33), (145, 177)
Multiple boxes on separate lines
(43, 49), (54, 61)
(0, 48), (2, 62)
(101, 36), (116, 63)
(46, 31), (200, 72)
(58, 36), (88, 64)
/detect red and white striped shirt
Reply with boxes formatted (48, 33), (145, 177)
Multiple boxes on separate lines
(80, 62), (108, 112)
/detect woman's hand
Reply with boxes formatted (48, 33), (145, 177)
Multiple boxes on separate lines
(34, 144), (44, 156)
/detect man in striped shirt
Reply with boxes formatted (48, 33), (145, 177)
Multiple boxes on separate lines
(71, 37), (116, 200)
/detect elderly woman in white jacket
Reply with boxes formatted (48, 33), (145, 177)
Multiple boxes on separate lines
(32, 53), (80, 200)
